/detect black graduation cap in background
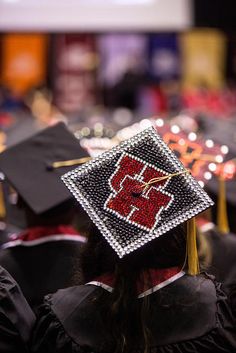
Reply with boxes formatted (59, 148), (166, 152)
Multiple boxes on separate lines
(0, 123), (89, 215)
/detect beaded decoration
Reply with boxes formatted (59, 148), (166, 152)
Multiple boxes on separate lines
(62, 127), (213, 258)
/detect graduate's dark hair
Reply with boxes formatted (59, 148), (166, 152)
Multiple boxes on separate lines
(80, 223), (186, 353)
(17, 196), (80, 227)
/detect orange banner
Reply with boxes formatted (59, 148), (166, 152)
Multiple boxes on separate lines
(1, 34), (48, 95)
(180, 29), (226, 90)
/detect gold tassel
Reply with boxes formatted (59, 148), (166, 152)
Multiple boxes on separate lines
(187, 217), (200, 275)
(52, 156), (91, 169)
(0, 184), (6, 219)
(217, 176), (229, 234)
(202, 208), (212, 223)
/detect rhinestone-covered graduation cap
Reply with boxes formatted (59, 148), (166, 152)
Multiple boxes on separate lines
(62, 127), (213, 258)
(0, 122), (89, 215)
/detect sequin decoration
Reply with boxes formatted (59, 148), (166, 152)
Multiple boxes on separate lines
(104, 153), (174, 231)
(62, 127), (213, 258)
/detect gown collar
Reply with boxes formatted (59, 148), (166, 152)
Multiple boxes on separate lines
(2, 225), (86, 249)
(87, 266), (185, 298)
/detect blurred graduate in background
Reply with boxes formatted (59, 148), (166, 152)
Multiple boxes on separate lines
(200, 157), (236, 295)
(0, 265), (35, 352)
(0, 122), (90, 311)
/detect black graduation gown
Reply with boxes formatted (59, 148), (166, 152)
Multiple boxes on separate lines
(200, 228), (236, 291)
(0, 239), (83, 312)
(0, 265), (35, 353)
(31, 273), (236, 353)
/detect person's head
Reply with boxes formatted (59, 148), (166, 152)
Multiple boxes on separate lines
(17, 195), (78, 227)
(81, 222), (186, 283)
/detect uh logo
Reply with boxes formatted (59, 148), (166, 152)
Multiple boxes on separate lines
(104, 154), (174, 231)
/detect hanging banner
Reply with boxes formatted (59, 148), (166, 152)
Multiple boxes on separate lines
(53, 34), (97, 114)
(148, 33), (180, 81)
(1, 34), (48, 96)
(180, 29), (226, 90)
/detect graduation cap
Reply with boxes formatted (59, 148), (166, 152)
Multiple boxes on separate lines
(62, 126), (213, 274)
(0, 122), (90, 215)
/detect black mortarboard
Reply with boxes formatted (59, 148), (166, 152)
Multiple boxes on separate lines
(62, 127), (213, 260)
(0, 122), (89, 214)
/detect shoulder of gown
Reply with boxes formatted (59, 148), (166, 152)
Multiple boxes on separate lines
(0, 265), (35, 353)
(31, 273), (236, 353)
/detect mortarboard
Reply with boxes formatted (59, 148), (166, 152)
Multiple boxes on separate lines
(62, 126), (213, 267)
(0, 122), (90, 215)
